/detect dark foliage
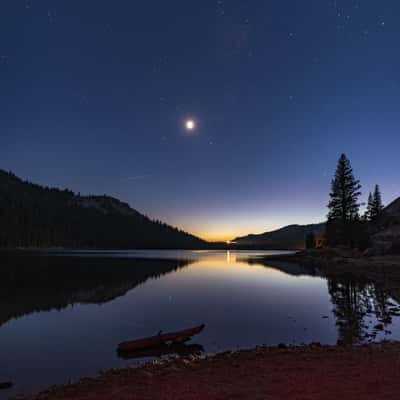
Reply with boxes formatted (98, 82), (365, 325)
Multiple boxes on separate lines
(328, 154), (362, 222)
(326, 219), (370, 249)
(365, 192), (373, 221)
(365, 185), (384, 222)
(305, 232), (316, 249)
(370, 185), (384, 220)
(0, 170), (206, 249)
(326, 154), (368, 248)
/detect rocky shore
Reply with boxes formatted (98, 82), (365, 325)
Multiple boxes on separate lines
(16, 342), (400, 400)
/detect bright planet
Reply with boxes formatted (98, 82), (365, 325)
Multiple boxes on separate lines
(185, 119), (195, 131)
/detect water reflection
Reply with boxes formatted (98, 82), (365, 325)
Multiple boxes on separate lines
(253, 257), (400, 345)
(226, 250), (237, 263)
(0, 252), (192, 327)
(328, 279), (399, 344)
(1, 250), (400, 399)
(1, 251), (400, 345)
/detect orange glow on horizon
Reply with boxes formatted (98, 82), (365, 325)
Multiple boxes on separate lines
(188, 226), (271, 243)
(172, 213), (325, 243)
(176, 218), (294, 243)
(183, 225), (265, 242)
(196, 233), (239, 243)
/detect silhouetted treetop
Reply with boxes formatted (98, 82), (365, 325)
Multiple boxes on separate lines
(370, 185), (384, 220)
(365, 192), (374, 221)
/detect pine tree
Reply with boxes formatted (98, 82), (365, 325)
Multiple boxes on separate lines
(326, 154), (368, 248)
(370, 184), (384, 220)
(365, 192), (373, 221)
(328, 154), (362, 222)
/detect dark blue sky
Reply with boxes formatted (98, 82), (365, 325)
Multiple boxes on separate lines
(2, 1), (400, 240)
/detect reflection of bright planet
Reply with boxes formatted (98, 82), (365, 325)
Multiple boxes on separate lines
(185, 119), (195, 130)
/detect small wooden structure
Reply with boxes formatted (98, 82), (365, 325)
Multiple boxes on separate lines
(117, 324), (205, 354)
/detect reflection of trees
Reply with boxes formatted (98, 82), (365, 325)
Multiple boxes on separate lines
(328, 279), (370, 343)
(372, 286), (392, 325)
(328, 278), (393, 344)
(0, 253), (192, 327)
(251, 258), (399, 344)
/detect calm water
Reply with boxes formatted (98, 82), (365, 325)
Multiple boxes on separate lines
(1, 250), (400, 399)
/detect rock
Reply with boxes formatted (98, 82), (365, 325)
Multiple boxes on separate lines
(374, 324), (384, 331)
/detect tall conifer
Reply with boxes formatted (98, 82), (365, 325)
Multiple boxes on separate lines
(370, 184), (384, 220)
(328, 154), (362, 222)
(365, 192), (373, 221)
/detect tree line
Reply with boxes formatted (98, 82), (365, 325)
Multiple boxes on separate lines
(306, 153), (385, 249)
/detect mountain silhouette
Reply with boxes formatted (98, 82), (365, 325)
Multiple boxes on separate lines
(0, 170), (206, 249)
(233, 223), (325, 249)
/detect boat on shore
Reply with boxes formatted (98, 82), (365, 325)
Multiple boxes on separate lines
(117, 324), (205, 354)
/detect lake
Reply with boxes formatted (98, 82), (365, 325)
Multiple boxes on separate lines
(1, 249), (400, 399)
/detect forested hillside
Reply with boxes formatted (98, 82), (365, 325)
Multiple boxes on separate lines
(0, 170), (206, 249)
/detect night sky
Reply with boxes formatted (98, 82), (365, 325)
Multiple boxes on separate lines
(2, 1), (400, 241)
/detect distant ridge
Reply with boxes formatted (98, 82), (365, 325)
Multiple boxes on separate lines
(0, 169), (206, 249)
(233, 223), (326, 249)
(379, 197), (400, 221)
(233, 196), (400, 251)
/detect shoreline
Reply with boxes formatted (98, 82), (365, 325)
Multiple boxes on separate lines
(18, 342), (400, 400)
(262, 249), (400, 288)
